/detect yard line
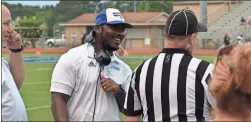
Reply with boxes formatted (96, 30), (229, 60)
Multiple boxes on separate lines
(26, 105), (50, 110)
(23, 82), (50, 85)
(27, 68), (53, 72)
(35, 68), (53, 71)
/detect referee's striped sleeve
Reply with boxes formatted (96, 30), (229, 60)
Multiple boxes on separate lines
(198, 61), (215, 107)
(122, 62), (145, 116)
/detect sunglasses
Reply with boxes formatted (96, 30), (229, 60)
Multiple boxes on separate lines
(215, 45), (235, 73)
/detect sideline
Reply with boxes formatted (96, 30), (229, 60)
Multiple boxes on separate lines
(26, 105), (50, 110)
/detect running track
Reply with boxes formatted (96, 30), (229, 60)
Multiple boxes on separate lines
(2, 48), (218, 55)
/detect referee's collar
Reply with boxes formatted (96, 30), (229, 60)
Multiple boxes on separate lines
(161, 48), (191, 56)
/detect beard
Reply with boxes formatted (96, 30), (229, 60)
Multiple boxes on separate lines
(103, 42), (118, 51)
(101, 32), (119, 51)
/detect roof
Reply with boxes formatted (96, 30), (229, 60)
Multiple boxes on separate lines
(61, 12), (168, 26)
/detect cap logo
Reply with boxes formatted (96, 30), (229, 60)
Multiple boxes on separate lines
(113, 12), (123, 19)
(106, 8), (125, 22)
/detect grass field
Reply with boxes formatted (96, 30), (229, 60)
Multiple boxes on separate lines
(4, 53), (216, 121)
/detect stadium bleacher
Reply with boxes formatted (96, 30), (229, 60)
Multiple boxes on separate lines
(198, 1), (251, 46)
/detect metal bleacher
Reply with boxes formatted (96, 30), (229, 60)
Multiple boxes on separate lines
(198, 1), (251, 47)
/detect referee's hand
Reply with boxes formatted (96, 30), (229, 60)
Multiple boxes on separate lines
(100, 74), (121, 93)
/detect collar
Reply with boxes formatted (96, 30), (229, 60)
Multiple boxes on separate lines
(87, 43), (120, 64)
(161, 48), (191, 56)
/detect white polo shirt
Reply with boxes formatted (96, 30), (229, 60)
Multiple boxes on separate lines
(2, 59), (28, 121)
(50, 43), (132, 121)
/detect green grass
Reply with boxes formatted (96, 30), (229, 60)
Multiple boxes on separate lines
(19, 63), (55, 121)
(15, 54), (215, 121)
(1, 53), (62, 58)
(2, 53), (216, 63)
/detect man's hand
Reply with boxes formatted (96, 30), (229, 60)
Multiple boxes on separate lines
(100, 74), (122, 93)
(6, 29), (25, 89)
(6, 30), (22, 49)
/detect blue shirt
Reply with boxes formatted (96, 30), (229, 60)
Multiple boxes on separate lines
(2, 59), (28, 121)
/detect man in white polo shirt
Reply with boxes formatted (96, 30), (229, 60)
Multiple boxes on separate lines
(50, 8), (132, 121)
(1, 4), (27, 121)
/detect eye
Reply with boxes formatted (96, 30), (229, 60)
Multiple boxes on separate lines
(3, 22), (10, 27)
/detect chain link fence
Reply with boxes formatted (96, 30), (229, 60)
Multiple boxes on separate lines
(15, 26), (67, 48)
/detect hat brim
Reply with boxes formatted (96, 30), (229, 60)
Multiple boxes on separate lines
(198, 23), (208, 32)
(106, 21), (133, 28)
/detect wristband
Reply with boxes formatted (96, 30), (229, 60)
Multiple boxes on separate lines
(9, 44), (24, 53)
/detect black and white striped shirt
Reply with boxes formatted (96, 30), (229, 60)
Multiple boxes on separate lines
(122, 48), (215, 121)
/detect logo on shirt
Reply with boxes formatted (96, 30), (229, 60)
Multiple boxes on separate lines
(165, 55), (171, 63)
(111, 65), (120, 71)
(88, 61), (96, 67)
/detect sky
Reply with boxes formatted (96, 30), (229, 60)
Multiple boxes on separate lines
(4, 1), (59, 7)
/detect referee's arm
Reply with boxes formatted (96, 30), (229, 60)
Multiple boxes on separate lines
(122, 68), (143, 121)
(202, 64), (215, 106)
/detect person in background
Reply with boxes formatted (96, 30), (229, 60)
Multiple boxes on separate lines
(248, 15), (251, 25)
(81, 32), (86, 44)
(209, 43), (251, 121)
(236, 35), (245, 45)
(240, 17), (246, 25)
(71, 32), (76, 48)
(224, 33), (231, 46)
(218, 33), (231, 52)
(1, 4), (27, 121)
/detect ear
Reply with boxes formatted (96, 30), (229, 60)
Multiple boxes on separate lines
(94, 26), (102, 34)
(191, 33), (197, 44)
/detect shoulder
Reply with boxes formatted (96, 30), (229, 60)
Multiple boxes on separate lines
(2, 58), (10, 69)
(191, 56), (214, 73)
(57, 44), (90, 69)
(191, 56), (213, 66)
(133, 56), (155, 73)
(2, 58), (9, 66)
(61, 44), (88, 61)
(115, 58), (132, 72)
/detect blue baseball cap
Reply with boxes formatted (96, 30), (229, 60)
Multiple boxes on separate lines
(95, 8), (133, 28)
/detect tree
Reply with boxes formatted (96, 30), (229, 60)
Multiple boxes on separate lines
(2, 2), (42, 21)
(15, 16), (45, 48)
(35, 10), (59, 37)
(138, 0), (173, 13)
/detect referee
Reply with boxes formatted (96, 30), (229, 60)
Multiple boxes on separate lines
(122, 9), (215, 122)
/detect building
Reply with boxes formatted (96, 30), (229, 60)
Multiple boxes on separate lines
(173, 1), (240, 25)
(60, 12), (168, 49)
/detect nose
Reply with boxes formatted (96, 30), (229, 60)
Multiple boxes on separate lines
(7, 27), (14, 33)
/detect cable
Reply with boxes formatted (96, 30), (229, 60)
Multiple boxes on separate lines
(92, 66), (104, 122)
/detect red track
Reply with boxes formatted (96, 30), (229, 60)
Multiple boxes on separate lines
(2, 48), (218, 56)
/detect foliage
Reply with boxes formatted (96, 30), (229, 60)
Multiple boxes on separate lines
(35, 10), (59, 37)
(137, 0), (173, 13)
(2, 0), (185, 39)
(2, 0), (175, 24)
(15, 16), (44, 38)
